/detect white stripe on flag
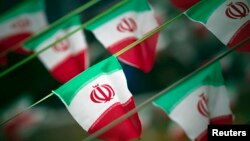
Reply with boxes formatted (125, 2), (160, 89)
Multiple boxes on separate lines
(67, 70), (132, 130)
(169, 85), (232, 140)
(92, 11), (158, 47)
(0, 12), (47, 38)
(37, 27), (86, 69)
(169, 86), (208, 140)
(206, 0), (250, 45)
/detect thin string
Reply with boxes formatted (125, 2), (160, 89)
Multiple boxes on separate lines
(0, 0), (102, 58)
(0, 93), (54, 126)
(0, 0), (129, 78)
(84, 37), (250, 141)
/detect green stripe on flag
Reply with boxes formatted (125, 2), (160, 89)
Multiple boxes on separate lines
(185, 0), (226, 24)
(86, 0), (152, 30)
(23, 15), (81, 50)
(0, 0), (46, 22)
(52, 56), (121, 105)
(153, 61), (224, 113)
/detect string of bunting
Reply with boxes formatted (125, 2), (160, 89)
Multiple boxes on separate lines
(84, 36), (250, 141)
(1, 36), (249, 136)
(0, 0), (128, 78)
(0, 0), (249, 140)
(0, 0), (102, 59)
(1, 7), (249, 128)
(0, 1), (184, 126)
(0, 0), (139, 125)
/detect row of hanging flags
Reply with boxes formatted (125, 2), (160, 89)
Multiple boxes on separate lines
(0, 0), (159, 83)
(0, 0), (250, 140)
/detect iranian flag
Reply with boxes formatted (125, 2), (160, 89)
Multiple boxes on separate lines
(24, 15), (88, 83)
(86, 0), (159, 73)
(52, 56), (142, 141)
(153, 62), (233, 141)
(185, 0), (250, 52)
(0, 0), (48, 66)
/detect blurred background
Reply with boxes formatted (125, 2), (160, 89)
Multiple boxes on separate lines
(0, 0), (250, 141)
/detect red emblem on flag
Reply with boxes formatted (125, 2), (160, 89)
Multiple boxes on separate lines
(225, 2), (249, 19)
(90, 84), (115, 103)
(11, 18), (30, 29)
(52, 38), (69, 52)
(197, 93), (209, 117)
(117, 17), (137, 32)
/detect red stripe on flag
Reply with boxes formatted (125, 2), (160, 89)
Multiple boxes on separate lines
(88, 98), (141, 141)
(194, 114), (233, 141)
(108, 33), (159, 73)
(0, 32), (33, 66)
(51, 49), (88, 83)
(170, 0), (200, 11)
(195, 129), (207, 141)
(228, 21), (250, 52)
(210, 114), (233, 125)
(0, 32), (33, 54)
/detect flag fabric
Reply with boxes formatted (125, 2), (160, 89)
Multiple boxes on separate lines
(185, 0), (250, 52)
(86, 0), (159, 73)
(24, 15), (88, 83)
(52, 56), (142, 141)
(153, 62), (233, 141)
(170, 0), (200, 10)
(0, 0), (48, 66)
